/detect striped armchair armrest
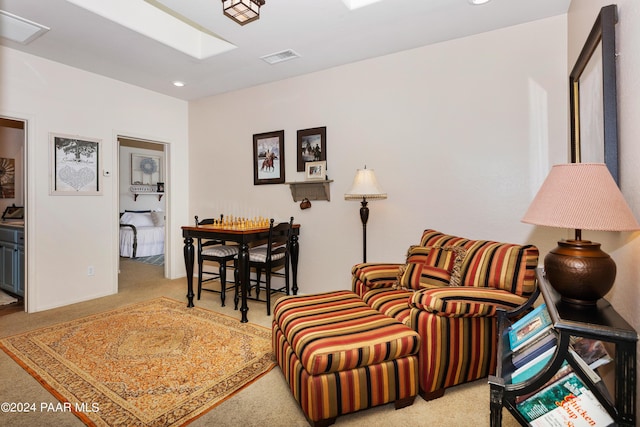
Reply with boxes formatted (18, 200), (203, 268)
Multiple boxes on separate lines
(409, 287), (529, 318)
(351, 263), (402, 297)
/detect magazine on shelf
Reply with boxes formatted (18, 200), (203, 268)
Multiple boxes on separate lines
(508, 303), (553, 351)
(516, 372), (615, 426)
(512, 330), (557, 369)
(570, 337), (612, 370)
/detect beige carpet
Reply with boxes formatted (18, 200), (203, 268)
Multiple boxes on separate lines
(0, 259), (520, 426)
(0, 297), (275, 426)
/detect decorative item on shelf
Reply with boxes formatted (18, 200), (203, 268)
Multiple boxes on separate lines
(130, 185), (155, 193)
(157, 182), (164, 193)
(305, 161), (326, 180)
(222, 0), (265, 26)
(299, 198), (311, 210)
(344, 166), (387, 263)
(130, 185), (163, 201)
(521, 163), (640, 306)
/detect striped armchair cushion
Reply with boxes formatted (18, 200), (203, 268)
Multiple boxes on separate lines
(409, 287), (528, 318)
(273, 291), (419, 376)
(362, 288), (413, 325)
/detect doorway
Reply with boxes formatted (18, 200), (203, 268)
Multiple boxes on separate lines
(117, 137), (168, 280)
(0, 117), (26, 313)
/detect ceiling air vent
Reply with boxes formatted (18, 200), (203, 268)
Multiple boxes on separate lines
(260, 49), (300, 65)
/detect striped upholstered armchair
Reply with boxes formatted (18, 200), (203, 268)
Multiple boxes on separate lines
(352, 229), (539, 401)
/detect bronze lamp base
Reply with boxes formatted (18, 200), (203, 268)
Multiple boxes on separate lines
(543, 240), (616, 306)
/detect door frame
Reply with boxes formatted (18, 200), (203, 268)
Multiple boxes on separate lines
(0, 114), (28, 311)
(116, 135), (170, 280)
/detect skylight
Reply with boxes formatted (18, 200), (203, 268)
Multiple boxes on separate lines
(66, 0), (236, 60)
(341, 0), (384, 10)
(0, 10), (49, 44)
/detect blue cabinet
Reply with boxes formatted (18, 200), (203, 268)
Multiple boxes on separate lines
(0, 226), (24, 297)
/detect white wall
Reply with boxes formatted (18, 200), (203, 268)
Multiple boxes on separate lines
(0, 46), (189, 312)
(568, 0), (640, 413)
(189, 16), (568, 295)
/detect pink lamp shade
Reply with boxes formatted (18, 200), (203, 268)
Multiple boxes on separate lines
(522, 163), (639, 232)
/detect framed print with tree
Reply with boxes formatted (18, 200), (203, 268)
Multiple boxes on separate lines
(297, 127), (326, 172)
(0, 157), (16, 198)
(305, 161), (326, 180)
(131, 153), (163, 185)
(50, 133), (101, 195)
(253, 130), (285, 185)
(569, 4), (619, 185)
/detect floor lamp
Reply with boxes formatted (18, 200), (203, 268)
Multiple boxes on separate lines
(345, 166), (387, 262)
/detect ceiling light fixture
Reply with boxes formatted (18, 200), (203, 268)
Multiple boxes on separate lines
(172, 81), (185, 87)
(469, 0), (491, 5)
(222, 0), (265, 26)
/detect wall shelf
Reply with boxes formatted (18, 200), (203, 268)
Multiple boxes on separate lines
(133, 192), (164, 201)
(286, 180), (333, 202)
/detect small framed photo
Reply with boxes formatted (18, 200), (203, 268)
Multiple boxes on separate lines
(157, 182), (165, 192)
(131, 153), (162, 185)
(297, 127), (326, 172)
(305, 161), (327, 180)
(253, 130), (285, 185)
(50, 133), (101, 195)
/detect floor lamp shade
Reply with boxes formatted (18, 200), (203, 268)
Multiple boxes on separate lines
(522, 163), (640, 305)
(345, 167), (387, 263)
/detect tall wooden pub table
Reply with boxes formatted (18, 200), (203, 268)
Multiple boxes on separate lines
(182, 222), (300, 323)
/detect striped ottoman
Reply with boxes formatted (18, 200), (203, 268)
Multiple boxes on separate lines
(272, 290), (420, 427)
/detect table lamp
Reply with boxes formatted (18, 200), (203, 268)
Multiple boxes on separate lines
(345, 166), (387, 262)
(521, 163), (640, 306)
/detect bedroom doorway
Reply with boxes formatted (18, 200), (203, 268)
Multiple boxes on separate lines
(117, 137), (168, 280)
(0, 116), (27, 313)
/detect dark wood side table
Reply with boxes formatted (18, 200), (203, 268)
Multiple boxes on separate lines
(490, 268), (637, 426)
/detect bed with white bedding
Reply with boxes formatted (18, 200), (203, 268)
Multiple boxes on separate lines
(119, 211), (165, 258)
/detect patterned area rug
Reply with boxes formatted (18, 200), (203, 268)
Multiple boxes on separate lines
(0, 297), (275, 426)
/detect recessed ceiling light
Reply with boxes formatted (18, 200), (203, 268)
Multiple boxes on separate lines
(469, 0), (491, 5)
(172, 81), (185, 87)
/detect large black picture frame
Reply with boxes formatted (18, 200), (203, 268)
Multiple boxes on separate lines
(253, 130), (285, 185)
(569, 4), (619, 185)
(296, 127), (326, 172)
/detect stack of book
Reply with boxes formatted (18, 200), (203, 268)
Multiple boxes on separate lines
(508, 304), (555, 384)
(505, 304), (615, 426)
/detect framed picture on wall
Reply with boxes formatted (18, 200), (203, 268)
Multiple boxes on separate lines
(253, 130), (285, 185)
(131, 153), (163, 185)
(50, 133), (102, 195)
(297, 127), (326, 172)
(0, 157), (16, 199)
